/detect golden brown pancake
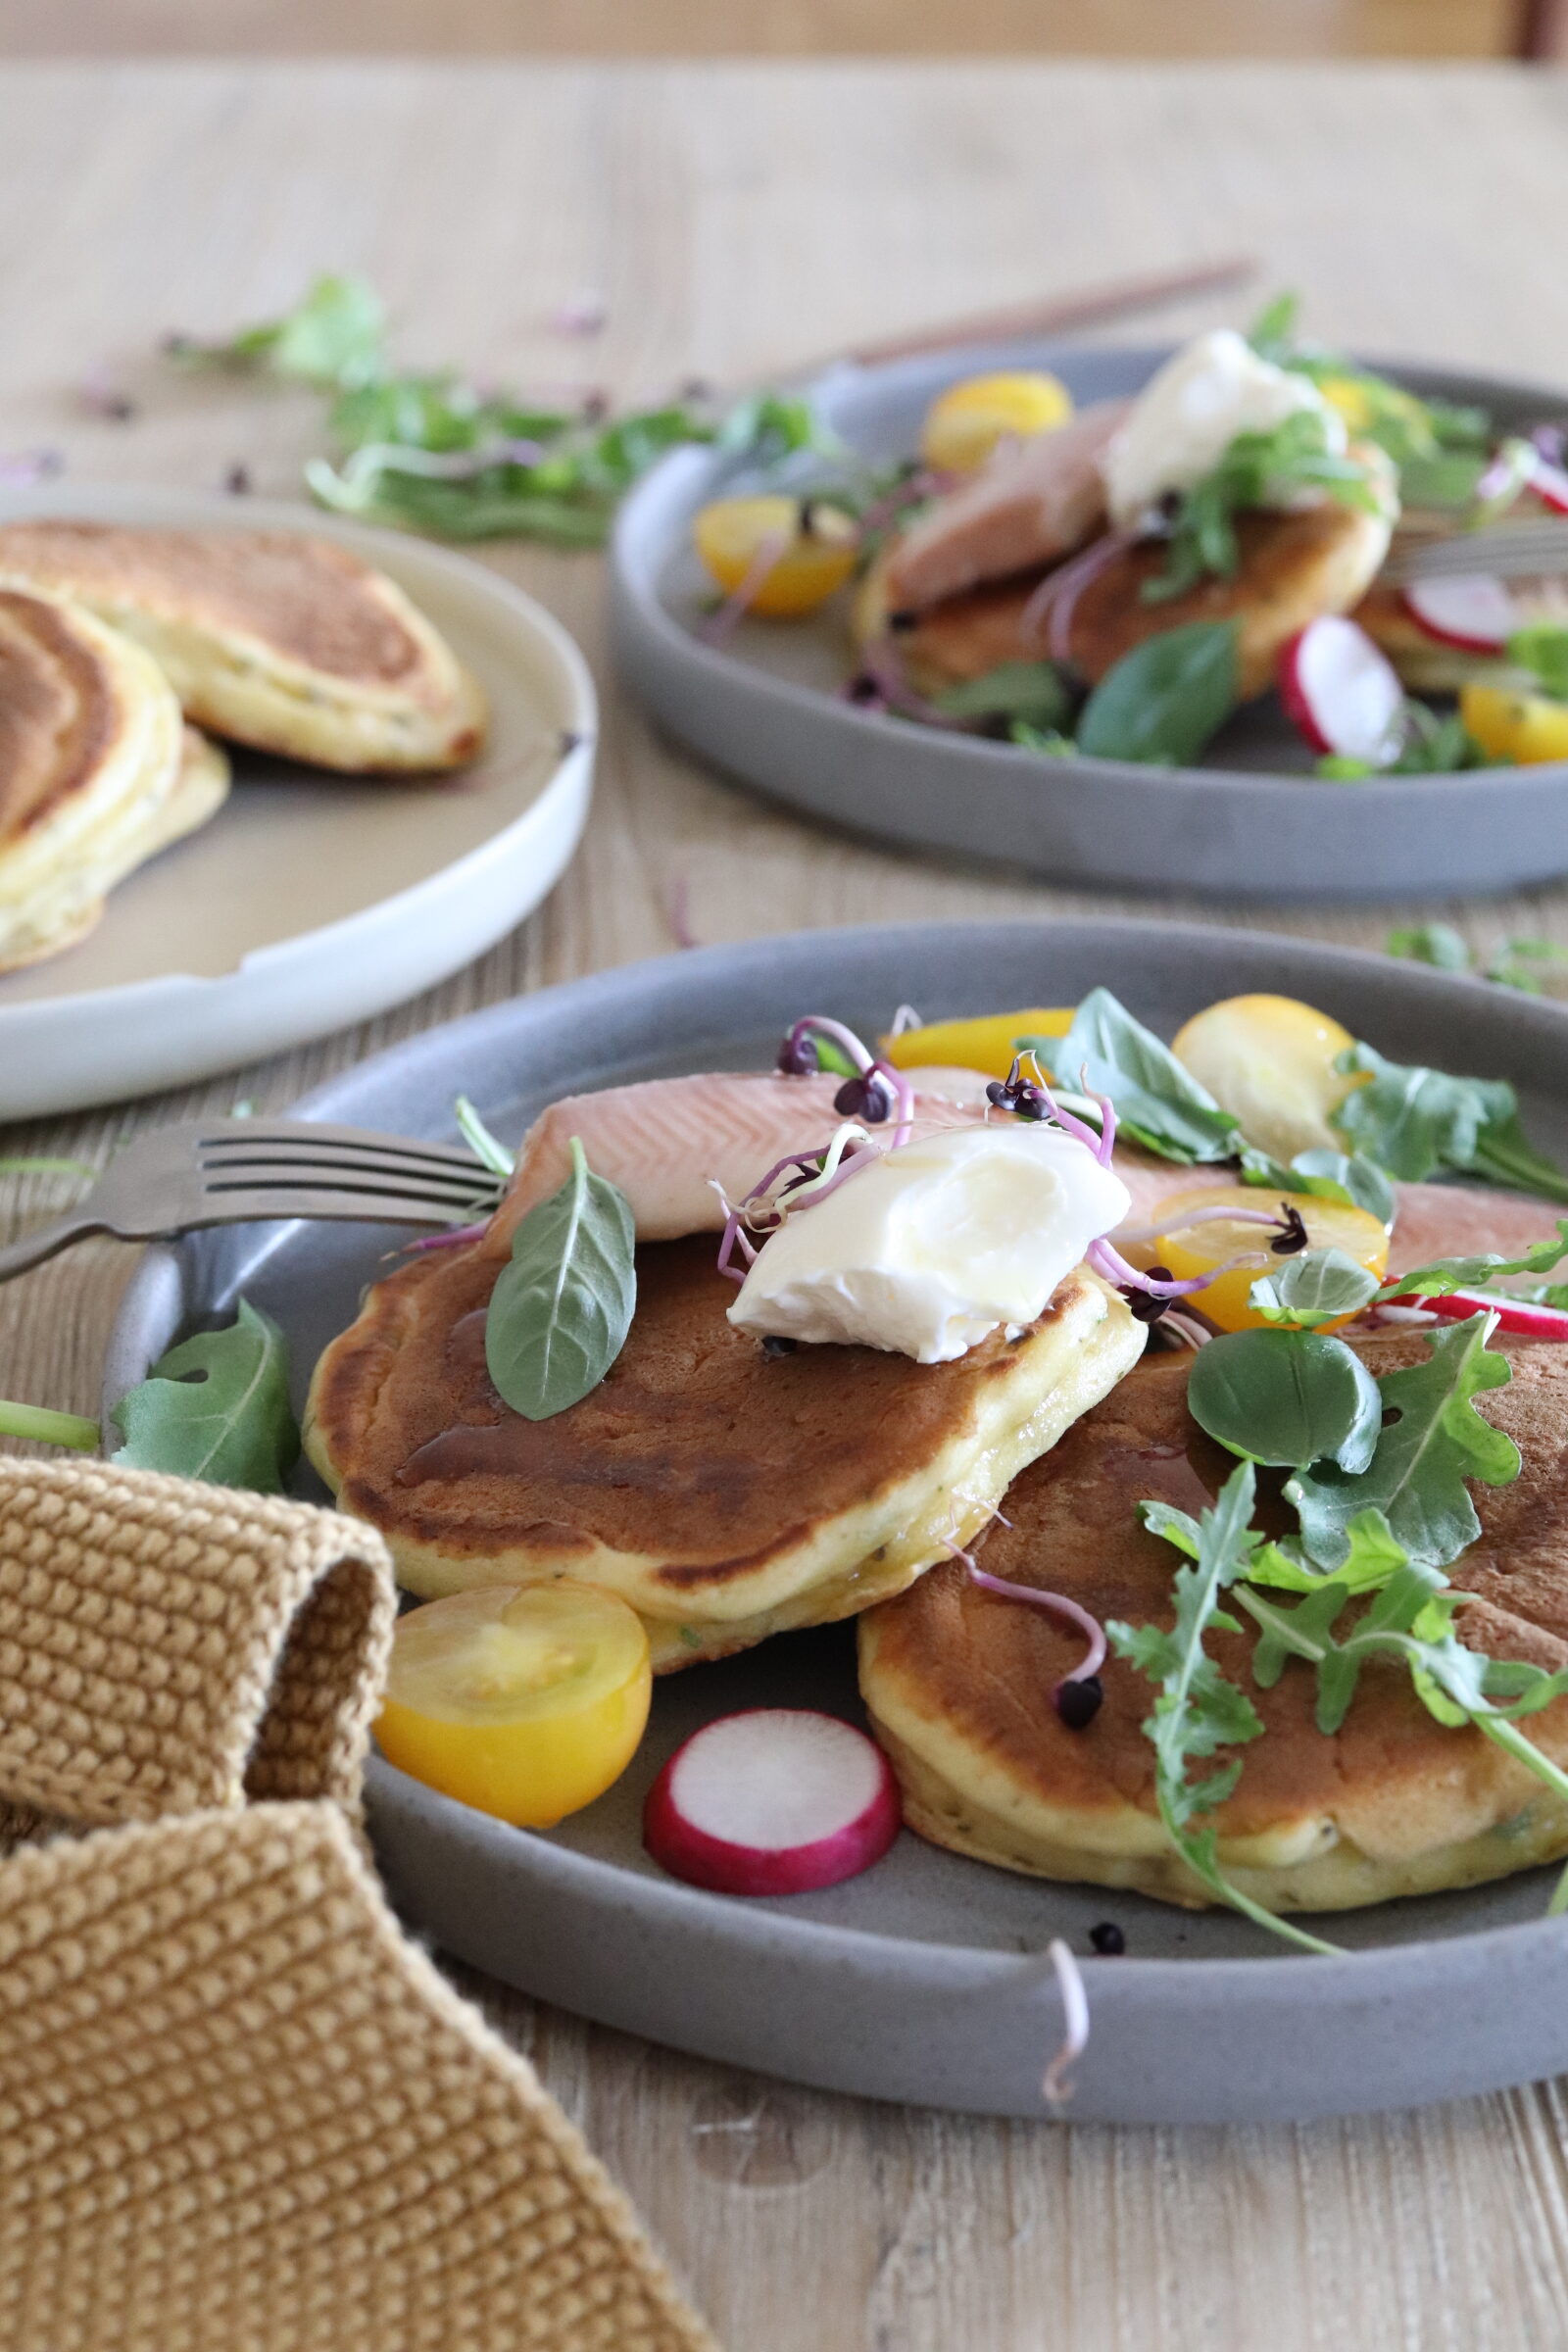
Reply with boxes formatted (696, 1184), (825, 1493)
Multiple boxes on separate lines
(859, 1334), (1568, 1913)
(304, 1234), (1143, 1670)
(859, 493), (1394, 708)
(0, 521), (486, 773)
(0, 586), (208, 973)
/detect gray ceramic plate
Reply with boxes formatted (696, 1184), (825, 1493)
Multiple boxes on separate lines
(611, 342), (1568, 903)
(104, 921), (1568, 2122)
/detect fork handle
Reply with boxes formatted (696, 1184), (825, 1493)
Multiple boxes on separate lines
(0, 1216), (108, 1283)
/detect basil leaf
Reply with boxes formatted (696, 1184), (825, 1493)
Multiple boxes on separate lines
(111, 1298), (298, 1492)
(484, 1137), (636, 1419)
(1076, 621), (1239, 767)
(1331, 1041), (1568, 1200)
(1187, 1328), (1382, 1471)
(1044, 988), (1240, 1164)
(1378, 1218), (1568, 1301)
(1237, 1144), (1396, 1227)
(1249, 1248), (1382, 1329)
(932, 661), (1074, 731)
(1288, 1311), (1520, 1572)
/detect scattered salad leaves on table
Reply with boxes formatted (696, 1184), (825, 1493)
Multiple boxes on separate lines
(1039, 988), (1241, 1163)
(484, 1138), (636, 1419)
(1075, 621), (1239, 767)
(1386, 922), (1470, 972)
(111, 1298), (300, 1491)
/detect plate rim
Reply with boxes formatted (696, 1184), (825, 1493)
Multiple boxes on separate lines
(101, 914), (1568, 2118)
(0, 483), (598, 1106)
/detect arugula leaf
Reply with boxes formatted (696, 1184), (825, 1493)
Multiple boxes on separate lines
(1331, 1041), (1568, 1200)
(111, 1299), (299, 1492)
(484, 1138), (636, 1419)
(1237, 1145), (1396, 1227)
(932, 661), (1075, 731)
(1288, 1311), (1519, 1572)
(1488, 937), (1568, 995)
(1110, 1463), (1342, 1955)
(1387, 922), (1470, 972)
(1387, 706), (1494, 774)
(1145, 412), (1379, 604)
(1246, 1506), (1411, 1599)
(1246, 292), (1300, 362)
(1249, 1248), (1382, 1330)
(1075, 621), (1239, 767)
(1377, 1218), (1568, 1301)
(1042, 988), (1240, 1164)
(1010, 721), (1078, 756)
(1187, 1328), (1382, 1471)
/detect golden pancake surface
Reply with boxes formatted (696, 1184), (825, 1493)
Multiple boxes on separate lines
(859, 1334), (1568, 1913)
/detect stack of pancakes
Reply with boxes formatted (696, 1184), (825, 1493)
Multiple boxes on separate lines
(0, 520), (486, 972)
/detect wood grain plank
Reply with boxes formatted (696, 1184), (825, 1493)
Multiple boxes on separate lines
(4, 60), (1568, 2352)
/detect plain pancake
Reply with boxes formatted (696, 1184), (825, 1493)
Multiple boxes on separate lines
(304, 1234), (1144, 1671)
(0, 588), (196, 972)
(0, 521), (486, 773)
(859, 1333), (1568, 1913)
(860, 491), (1394, 708)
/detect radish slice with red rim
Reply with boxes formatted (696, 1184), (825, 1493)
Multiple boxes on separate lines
(1278, 616), (1404, 762)
(1424, 1288), (1568, 1339)
(643, 1708), (902, 1895)
(1402, 573), (1515, 654)
(1529, 455), (1568, 516)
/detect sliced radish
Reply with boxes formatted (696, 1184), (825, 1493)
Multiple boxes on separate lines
(1424, 1288), (1568, 1339)
(1279, 616), (1404, 762)
(1529, 456), (1568, 516)
(643, 1708), (902, 1895)
(1402, 574), (1515, 654)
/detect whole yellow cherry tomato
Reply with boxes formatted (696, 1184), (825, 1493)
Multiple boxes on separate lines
(919, 371), (1074, 473)
(376, 1582), (652, 1828)
(692, 494), (858, 616)
(1122, 1186), (1389, 1333)
(1170, 994), (1367, 1164)
(1460, 683), (1568, 767)
(879, 1007), (1074, 1081)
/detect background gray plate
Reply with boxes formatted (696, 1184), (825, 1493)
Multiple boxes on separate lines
(104, 920), (1568, 2122)
(611, 342), (1568, 903)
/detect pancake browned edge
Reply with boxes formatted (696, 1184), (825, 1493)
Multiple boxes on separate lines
(856, 453), (1395, 705)
(0, 520), (487, 774)
(304, 1234), (1145, 1672)
(0, 587), (220, 973)
(859, 1334), (1568, 1913)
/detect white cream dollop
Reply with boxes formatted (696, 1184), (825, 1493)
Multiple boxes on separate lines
(1102, 328), (1346, 526)
(725, 1124), (1130, 1364)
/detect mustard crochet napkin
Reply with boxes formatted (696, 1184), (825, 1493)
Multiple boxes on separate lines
(0, 1455), (714, 2352)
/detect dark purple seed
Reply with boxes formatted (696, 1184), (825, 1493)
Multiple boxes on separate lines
(777, 1033), (818, 1076)
(1271, 1204), (1309, 1255)
(1128, 1290), (1169, 1324)
(847, 673), (881, 705)
(985, 1079), (1013, 1109)
(761, 1334), (798, 1357)
(1089, 1921), (1126, 1956)
(834, 1077), (866, 1116)
(224, 463), (252, 495)
(1012, 1085), (1047, 1121)
(887, 609), (918, 634)
(1055, 1675), (1103, 1731)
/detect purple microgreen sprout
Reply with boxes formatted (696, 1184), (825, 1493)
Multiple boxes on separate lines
(1042, 1938), (1090, 2111)
(944, 1531), (1107, 1724)
(854, 634), (975, 729)
(78, 366), (136, 422)
(1157, 1308), (1213, 1350)
(0, 448), (63, 488)
(698, 529), (791, 648)
(666, 875), (700, 951)
(1085, 1234), (1269, 1301)
(1270, 1203), (1310, 1255)
(888, 1003), (922, 1037)
(1114, 1202), (1284, 1247)
(393, 1219), (492, 1259)
(550, 289), (608, 337)
(1021, 525), (1137, 662)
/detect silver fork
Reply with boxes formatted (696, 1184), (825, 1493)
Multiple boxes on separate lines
(1384, 521), (1568, 585)
(0, 1119), (507, 1281)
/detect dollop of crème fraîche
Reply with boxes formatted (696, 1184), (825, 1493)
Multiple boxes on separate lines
(727, 1124), (1130, 1363)
(1102, 327), (1347, 527)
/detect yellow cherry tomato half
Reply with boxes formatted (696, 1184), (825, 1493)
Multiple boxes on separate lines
(375, 1582), (652, 1828)
(879, 1007), (1074, 1081)
(918, 371), (1074, 473)
(1460, 683), (1568, 767)
(1126, 1186), (1390, 1334)
(692, 494), (858, 617)
(1170, 993), (1367, 1165)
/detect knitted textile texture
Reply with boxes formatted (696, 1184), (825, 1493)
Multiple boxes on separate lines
(0, 1458), (715, 2352)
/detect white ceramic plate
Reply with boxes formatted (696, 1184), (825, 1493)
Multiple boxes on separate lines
(0, 485), (595, 1120)
(104, 920), (1568, 2124)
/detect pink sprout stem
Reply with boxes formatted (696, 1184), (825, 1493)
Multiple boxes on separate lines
(1042, 1939), (1090, 2111)
(403, 1219), (490, 1253)
(1087, 1236), (1268, 1298)
(699, 530), (790, 648)
(856, 634), (975, 729)
(1020, 526), (1136, 662)
(1114, 1203), (1284, 1247)
(944, 1536), (1106, 1690)
(1157, 1309), (1213, 1350)
(784, 1015), (876, 1076)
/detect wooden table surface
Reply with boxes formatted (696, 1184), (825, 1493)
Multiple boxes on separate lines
(5, 57), (1568, 2350)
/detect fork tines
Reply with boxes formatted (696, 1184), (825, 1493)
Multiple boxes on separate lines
(194, 1122), (504, 1207)
(1385, 523), (1568, 585)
